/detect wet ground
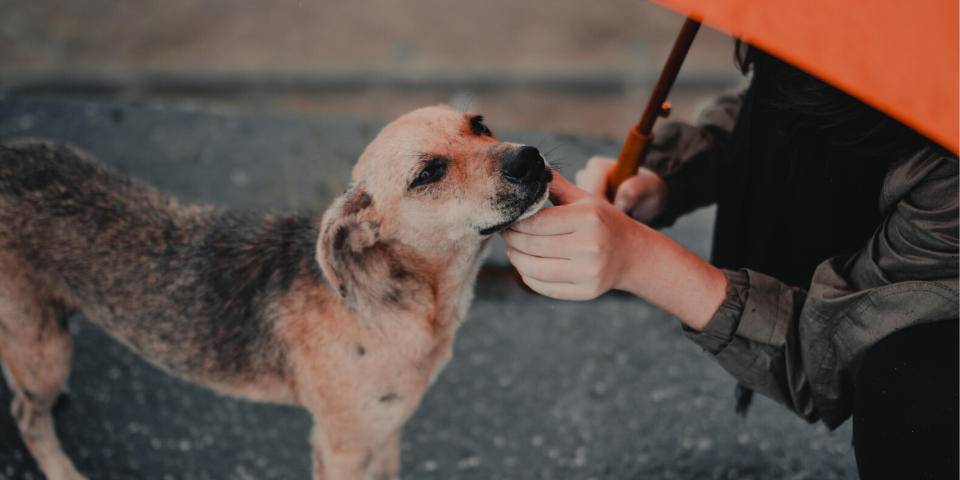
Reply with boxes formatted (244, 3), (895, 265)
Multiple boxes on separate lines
(0, 95), (859, 479)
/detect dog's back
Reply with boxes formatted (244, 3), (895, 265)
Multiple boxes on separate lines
(0, 141), (317, 387)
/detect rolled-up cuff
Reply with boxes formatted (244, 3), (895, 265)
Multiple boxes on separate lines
(682, 269), (750, 353)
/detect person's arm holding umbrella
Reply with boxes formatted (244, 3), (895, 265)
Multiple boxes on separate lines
(503, 139), (958, 426)
(504, 86), (746, 326)
(502, 43), (958, 479)
(506, 0), (957, 475)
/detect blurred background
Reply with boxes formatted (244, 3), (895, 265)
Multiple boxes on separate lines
(0, 0), (743, 137)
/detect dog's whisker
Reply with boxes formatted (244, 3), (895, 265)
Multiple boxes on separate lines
(543, 142), (568, 157)
(465, 84), (479, 112)
(535, 132), (557, 150)
(546, 158), (568, 169)
(454, 83), (481, 113)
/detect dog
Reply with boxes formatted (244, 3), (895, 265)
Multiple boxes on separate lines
(0, 105), (552, 480)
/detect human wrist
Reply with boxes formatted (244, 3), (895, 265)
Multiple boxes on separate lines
(616, 225), (727, 331)
(612, 221), (663, 295)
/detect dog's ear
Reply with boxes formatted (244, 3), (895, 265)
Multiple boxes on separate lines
(317, 187), (383, 303)
(318, 186), (432, 319)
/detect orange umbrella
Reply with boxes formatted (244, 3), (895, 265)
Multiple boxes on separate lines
(608, 0), (958, 197)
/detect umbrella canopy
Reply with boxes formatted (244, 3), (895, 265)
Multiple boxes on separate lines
(650, 0), (958, 153)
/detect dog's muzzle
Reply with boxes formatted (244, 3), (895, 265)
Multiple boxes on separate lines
(501, 146), (546, 188)
(475, 146), (552, 236)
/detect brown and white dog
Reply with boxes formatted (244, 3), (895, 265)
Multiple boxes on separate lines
(0, 105), (552, 480)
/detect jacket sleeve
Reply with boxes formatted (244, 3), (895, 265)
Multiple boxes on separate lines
(644, 89), (744, 228)
(683, 148), (960, 429)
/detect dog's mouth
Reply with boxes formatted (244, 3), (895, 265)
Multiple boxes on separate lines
(476, 170), (552, 236)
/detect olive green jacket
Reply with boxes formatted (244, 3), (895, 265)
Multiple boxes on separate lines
(645, 91), (959, 429)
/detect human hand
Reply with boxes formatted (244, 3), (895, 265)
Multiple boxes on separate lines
(502, 171), (650, 301)
(504, 170), (727, 330)
(574, 156), (668, 224)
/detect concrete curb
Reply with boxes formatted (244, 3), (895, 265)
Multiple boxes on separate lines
(0, 67), (743, 97)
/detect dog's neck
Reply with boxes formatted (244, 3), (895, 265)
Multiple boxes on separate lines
(417, 236), (493, 331)
(341, 236), (491, 337)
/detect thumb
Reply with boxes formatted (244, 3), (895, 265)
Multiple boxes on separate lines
(547, 170), (589, 206)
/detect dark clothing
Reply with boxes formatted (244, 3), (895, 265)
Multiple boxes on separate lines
(712, 52), (891, 289)
(853, 319), (959, 479)
(643, 53), (959, 429)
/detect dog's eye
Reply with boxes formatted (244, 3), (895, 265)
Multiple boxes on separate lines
(470, 115), (492, 137)
(410, 161), (447, 188)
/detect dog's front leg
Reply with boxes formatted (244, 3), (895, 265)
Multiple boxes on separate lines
(309, 424), (398, 480)
(367, 430), (400, 480)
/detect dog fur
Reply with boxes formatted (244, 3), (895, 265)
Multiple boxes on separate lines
(0, 105), (552, 480)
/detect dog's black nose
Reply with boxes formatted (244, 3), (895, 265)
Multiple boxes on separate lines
(502, 146), (545, 185)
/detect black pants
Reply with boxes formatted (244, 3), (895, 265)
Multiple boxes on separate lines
(854, 319), (959, 479)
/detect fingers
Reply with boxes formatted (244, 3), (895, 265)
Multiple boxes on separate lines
(518, 275), (596, 301)
(501, 229), (573, 259)
(509, 171), (596, 235)
(575, 156), (616, 197)
(510, 194), (602, 235)
(505, 245), (574, 283)
(546, 171), (588, 206)
(612, 167), (668, 223)
(506, 243), (608, 301)
(508, 208), (578, 235)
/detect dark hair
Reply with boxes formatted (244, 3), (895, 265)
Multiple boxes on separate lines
(734, 40), (932, 157)
(734, 39), (755, 76)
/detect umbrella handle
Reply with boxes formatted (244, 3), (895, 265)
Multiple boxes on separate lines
(606, 125), (654, 200)
(605, 17), (701, 202)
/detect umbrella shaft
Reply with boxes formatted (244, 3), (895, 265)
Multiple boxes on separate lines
(607, 17), (701, 201)
(638, 17), (701, 135)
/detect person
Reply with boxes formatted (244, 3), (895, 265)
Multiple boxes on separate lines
(502, 44), (958, 479)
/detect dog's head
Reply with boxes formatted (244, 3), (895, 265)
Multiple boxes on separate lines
(317, 105), (551, 312)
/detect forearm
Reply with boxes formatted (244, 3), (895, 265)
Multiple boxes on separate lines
(617, 223), (727, 331)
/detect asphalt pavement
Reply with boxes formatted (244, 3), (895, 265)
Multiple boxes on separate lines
(0, 95), (858, 480)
